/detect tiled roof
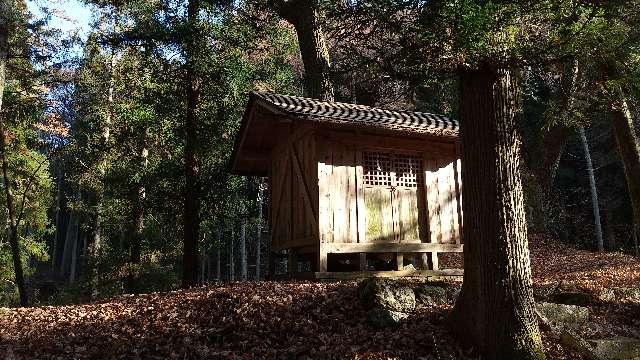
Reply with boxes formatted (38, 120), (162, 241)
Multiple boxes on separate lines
(252, 92), (459, 137)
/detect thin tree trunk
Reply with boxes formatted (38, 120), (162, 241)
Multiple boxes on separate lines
(240, 219), (247, 280)
(85, 36), (117, 298)
(216, 247), (221, 281)
(216, 230), (221, 281)
(450, 66), (544, 359)
(68, 221), (79, 284)
(610, 90), (640, 256)
(275, 0), (333, 101)
(200, 233), (207, 284)
(207, 244), (212, 282)
(578, 126), (604, 252)
(604, 202), (616, 250)
(0, 0), (26, 307)
(126, 146), (147, 294)
(256, 181), (263, 280)
(1, 120), (27, 306)
(60, 213), (76, 278)
(229, 225), (234, 282)
(51, 168), (62, 271)
(181, 0), (201, 288)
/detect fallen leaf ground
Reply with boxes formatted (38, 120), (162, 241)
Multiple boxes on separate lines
(1, 235), (638, 359)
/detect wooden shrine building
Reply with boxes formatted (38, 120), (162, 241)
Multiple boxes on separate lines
(231, 92), (463, 278)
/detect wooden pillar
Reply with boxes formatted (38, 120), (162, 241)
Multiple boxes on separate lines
(396, 252), (403, 271)
(429, 252), (439, 270)
(318, 244), (327, 272)
(359, 253), (367, 271)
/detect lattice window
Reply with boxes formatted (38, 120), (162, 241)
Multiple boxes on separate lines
(395, 154), (422, 188)
(362, 151), (423, 188)
(363, 152), (392, 186)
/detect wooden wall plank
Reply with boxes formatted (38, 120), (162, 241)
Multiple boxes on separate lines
(455, 158), (463, 244)
(324, 141), (358, 244)
(437, 160), (453, 244)
(425, 159), (442, 244)
(317, 137), (332, 243)
(448, 159), (461, 244)
(348, 148), (358, 244)
(356, 152), (365, 243)
(396, 188), (420, 243)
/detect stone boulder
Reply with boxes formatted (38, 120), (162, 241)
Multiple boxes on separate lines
(549, 291), (596, 306)
(589, 337), (640, 360)
(366, 308), (409, 328)
(414, 285), (447, 306)
(536, 302), (589, 329)
(358, 278), (416, 313)
(614, 287), (640, 301)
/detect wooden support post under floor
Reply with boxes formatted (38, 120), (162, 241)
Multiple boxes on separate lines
(288, 249), (298, 274)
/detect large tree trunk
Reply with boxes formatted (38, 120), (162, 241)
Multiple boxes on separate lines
(0, 1), (27, 306)
(181, 0), (201, 288)
(610, 90), (640, 256)
(578, 126), (604, 251)
(275, 0), (333, 101)
(450, 66), (544, 359)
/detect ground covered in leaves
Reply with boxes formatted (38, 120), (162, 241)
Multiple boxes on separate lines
(1, 236), (639, 359)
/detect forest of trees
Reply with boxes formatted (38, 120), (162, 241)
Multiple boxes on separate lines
(1, 0), (640, 359)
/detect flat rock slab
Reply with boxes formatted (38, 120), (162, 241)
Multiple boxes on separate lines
(590, 337), (640, 360)
(537, 302), (589, 329)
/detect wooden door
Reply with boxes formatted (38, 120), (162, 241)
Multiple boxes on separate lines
(394, 155), (422, 243)
(362, 152), (395, 242)
(361, 151), (423, 243)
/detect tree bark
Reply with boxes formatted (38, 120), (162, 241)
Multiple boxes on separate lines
(275, 0), (333, 101)
(610, 90), (640, 256)
(181, 0), (201, 288)
(578, 126), (604, 251)
(450, 65), (544, 360)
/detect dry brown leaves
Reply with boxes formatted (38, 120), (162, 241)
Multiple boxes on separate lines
(0, 235), (637, 359)
(529, 234), (640, 291)
(0, 282), (469, 359)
